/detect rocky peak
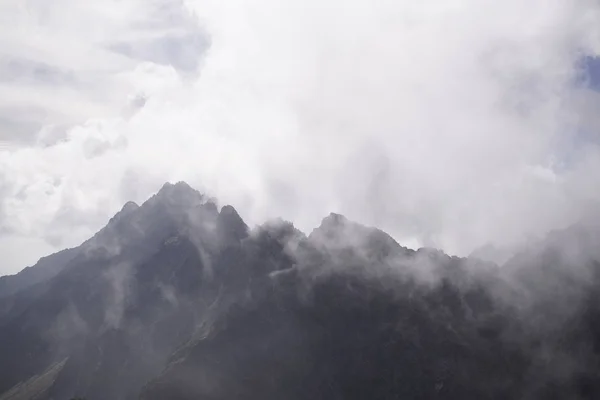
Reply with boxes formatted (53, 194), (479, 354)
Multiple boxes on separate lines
(309, 213), (404, 262)
(120, 200), (139, 214)
(309, 212), (371, 246)
(216, 205), (248, 245)
(319, 212), (348, 228)
(155, 181), (204, 209)
(107, 201), (139, 225)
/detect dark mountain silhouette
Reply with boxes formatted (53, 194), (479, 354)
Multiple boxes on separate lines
(1, 182), (600, 399)
(0, 198), (140, 301)
(0, 248), (79, 299)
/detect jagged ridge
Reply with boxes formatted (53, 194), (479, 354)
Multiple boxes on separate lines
(1, 182), (600, 400)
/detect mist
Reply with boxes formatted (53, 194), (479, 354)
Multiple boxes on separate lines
(1, 0), (600, 274)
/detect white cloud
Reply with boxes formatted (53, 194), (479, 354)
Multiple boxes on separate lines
(1, 0), (600, 274)
(0, 0), (207, 144)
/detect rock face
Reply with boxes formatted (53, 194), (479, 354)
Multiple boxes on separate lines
(1, 182), (600, 400)
(0, 182), (225, 399)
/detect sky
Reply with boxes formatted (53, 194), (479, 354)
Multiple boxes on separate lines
(1, 0), (600, 275)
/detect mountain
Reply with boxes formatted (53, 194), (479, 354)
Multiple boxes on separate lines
(1, 182), (600, 399)
(0, 182), (223, 399)
(0, 248), (79, 299)
(469, 243), (515, 265)
(0, 198), (140, 300)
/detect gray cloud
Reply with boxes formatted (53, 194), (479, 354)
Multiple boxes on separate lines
(109, 32), (209, 73)
(0, 0), (209, 144)
(1, 0), (600, 274)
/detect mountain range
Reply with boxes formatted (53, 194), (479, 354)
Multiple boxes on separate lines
(1, 181), (600, 399)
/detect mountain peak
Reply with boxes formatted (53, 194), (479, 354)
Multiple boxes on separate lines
(309, 213), (403, 259)
(121, 201), (139, 214)
(320, 212), (348, 228)
(157, 181), (196, 196)
(107, 201), (139, 225)
(310, 212), (354, 240)
(220, 204), (241, 218)
(155, 181), (204, 208)
(217, 205), (248, 241)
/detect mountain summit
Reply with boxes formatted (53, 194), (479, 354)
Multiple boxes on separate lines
(1, 182), (600, 400)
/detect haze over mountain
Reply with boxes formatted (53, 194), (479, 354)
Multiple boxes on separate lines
(2, 1), (600, 398)
(1, 182), (600, 399)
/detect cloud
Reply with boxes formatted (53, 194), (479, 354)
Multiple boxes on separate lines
(0, 0), (208, 144)
(1, 0), (600, 274)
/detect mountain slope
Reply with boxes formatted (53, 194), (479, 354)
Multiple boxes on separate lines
(140, 204), (600, 400)
(0, 199), (141, 300)
(1, 182), (600, 399)
(0, 182), (238, 399)
(140, 213), (528, 400)
(0, 249), (79, 300)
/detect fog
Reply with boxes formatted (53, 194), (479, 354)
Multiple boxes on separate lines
(1, 0), (600, 274)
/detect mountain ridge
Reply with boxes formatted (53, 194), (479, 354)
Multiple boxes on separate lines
(1, 181), (600, 399)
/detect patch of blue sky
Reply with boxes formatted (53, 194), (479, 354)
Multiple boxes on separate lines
(549, 56), (600, 173)
(575, 55), (600, 92)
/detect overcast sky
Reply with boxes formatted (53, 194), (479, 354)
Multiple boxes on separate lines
(1, 0), (600, 275)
